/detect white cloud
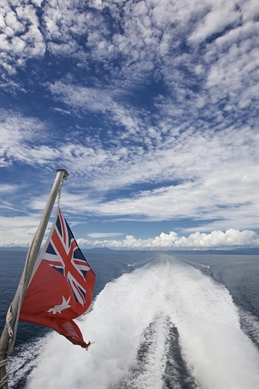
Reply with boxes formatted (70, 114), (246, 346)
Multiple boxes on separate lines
(0, 0), (258, 244)
(0, 1), (45, 74)
(1, 99), (257, 232)
(242, 0), (259, 22)
(214, 20), (258, 48)
(31, 0), (43, 7)
(77, 229), (259, 250)
(0, 212), (257, 251)
(0, 111), (58, 166)
(72, 167), (256, 231)
(49, 82), (114, 113)
(1, 107), (252, 232)
(0, 214), (47, 247)
(189, 1), (240, 45)
(87, 232), (124, 238)
(0, 184), (17, 194)
(1, 0), (257, 113)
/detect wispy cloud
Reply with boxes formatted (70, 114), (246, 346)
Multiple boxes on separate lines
(87, 232), (124, 238)
(0, 110), (58, 167)
(1, 105), (257, 232)
(0, 184), (17, 194)
(0, 214), (47, 246)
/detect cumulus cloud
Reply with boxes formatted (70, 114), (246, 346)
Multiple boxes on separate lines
(1, 220), (257, 250)
(77, 229), (259, 250)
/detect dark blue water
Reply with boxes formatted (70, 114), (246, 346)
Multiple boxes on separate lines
(0, 251), (258, 388)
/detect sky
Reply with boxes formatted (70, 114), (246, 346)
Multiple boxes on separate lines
(0, 0), (258, 250)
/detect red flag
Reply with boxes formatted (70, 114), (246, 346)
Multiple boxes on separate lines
(19, 207), (96, 348)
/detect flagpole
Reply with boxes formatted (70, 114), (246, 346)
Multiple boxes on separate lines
(0, 168), (69, 389)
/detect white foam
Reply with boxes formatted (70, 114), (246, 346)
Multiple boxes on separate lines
(8, 337), (45, 389)
(21, 255), (259, 389)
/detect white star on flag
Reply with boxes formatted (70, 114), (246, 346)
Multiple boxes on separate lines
(48, 296), (71, 314)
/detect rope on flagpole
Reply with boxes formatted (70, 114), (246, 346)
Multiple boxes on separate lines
(0, 373), (9, 389)
(0, 359), (8, 389)
(57, 173), (67, 205)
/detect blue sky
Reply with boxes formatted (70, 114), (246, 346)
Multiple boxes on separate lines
(0, 0), (258, 250)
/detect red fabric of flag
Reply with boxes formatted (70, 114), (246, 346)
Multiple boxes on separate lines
(19, 207), (96, 348)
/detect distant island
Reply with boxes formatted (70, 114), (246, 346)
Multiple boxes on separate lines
(0, 246), (258, 255)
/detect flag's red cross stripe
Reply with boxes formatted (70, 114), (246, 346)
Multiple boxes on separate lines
(52, 229), (84, 282)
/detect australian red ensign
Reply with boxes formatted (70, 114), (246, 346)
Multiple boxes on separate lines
(19, 207), (96, 348)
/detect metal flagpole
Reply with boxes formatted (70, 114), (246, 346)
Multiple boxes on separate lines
(0, 168), (69, 389)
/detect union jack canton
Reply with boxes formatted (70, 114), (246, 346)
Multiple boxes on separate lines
(43, 208), (91, 306)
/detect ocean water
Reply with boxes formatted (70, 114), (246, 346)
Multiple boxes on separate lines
(0, 250), (258, 389)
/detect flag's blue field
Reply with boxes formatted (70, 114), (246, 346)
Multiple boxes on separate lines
(1, 251), (259, 389)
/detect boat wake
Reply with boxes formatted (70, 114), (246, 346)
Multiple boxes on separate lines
(9, 255), (259, 388)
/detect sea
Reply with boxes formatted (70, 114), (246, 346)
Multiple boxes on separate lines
(0, 250), (258, 389)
